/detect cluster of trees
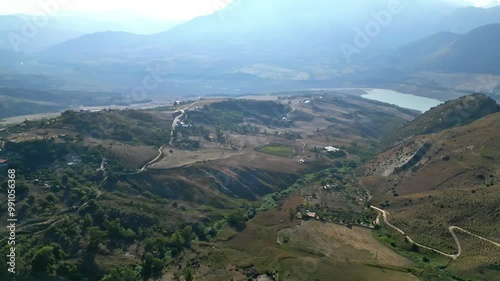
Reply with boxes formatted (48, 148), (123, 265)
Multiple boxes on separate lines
(210, 100), (289, 125)
(0, 199), (220, 281)
(177, 120), (260, 147)
(188, 108), (245, 132)
(0, 102), (382, 280)
(177, 125), (211, 138)
(188, 100), (290, 135)
(0, 111), (263, 281)
(6, 139), (69, 169)
(5, 139), (126, 175)
(124, 110), (154, 122)
(172, 136), (200, 150)
(279, 130), (302, 141)
(57, 110), (169, 145)
(226, 207), (256, 230)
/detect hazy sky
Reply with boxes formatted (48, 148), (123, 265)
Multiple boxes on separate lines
(0, 0), (497, 20)
(0, 0), (234, 20)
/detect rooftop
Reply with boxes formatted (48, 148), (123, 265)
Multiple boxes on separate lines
(306, 210), (316, 218)
(325, 146), (340, 152)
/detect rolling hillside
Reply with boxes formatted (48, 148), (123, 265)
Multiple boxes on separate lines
(393, 32), (461, 63)
(0, 95), (423, 281)
(362, 104), (500, 280)
(382, 93), (500, 147)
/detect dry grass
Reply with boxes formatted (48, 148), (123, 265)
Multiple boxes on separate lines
(279, 258), (418, 281)
(449, 231), (500, 281)
(149, 145), (245, 170)
(204, 196), (416, 281)
(362, 112), (500, 279)
(281, 221), (413, 267)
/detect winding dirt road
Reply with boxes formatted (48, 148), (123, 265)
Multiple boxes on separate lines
(169, 101), (198, 145)
(286, 105), (296, 118)
(371, 206), (500, 260)
(137, 145), (164, 173)
(1, 143), (166, 241)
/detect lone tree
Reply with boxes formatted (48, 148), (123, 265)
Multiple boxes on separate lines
(227, 209), (247, 230)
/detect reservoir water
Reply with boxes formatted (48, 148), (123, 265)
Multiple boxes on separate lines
(362, 89), (442, 112)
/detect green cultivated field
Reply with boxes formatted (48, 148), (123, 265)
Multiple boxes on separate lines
(257, 144), (295, 157)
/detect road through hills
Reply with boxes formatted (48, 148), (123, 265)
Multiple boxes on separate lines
(371, 206), (500, 260)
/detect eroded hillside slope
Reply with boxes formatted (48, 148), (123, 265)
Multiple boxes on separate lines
(362, 111), (500, 280)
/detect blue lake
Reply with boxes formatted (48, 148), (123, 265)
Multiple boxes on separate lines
(362, 89), (442, 112)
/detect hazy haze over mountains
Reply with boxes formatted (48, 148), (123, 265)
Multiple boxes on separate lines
(1, 2), (500, 281)
(0, 0), (499, 100)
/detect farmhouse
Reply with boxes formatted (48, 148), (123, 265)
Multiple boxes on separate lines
(325, 146), (340, 152)
(306, 210), (316, 219)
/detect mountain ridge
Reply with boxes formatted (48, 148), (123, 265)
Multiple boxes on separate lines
(393, 23), (500, 73)
(382, 93), (500, 147)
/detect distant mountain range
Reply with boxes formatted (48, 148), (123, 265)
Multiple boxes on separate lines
(0, 0), (498, 99)
(31, 1), (500, 70)
(0, 14), (181, 52)
(393, 23), (500, 74)
(436, 6), (500, 33)
(0, 15), (82, 52)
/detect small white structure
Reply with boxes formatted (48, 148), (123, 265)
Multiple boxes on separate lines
(325, 146), (340, 152)
(306, 210), (316, 218)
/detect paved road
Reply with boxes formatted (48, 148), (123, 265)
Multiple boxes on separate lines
(371, 206), (500, 260)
